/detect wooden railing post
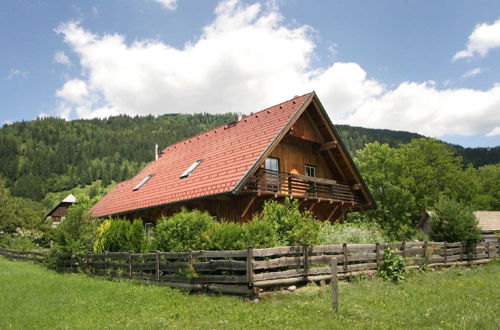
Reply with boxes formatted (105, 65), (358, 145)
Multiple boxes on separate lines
(342, 243), (348, 273)
(155, 250), (160, 281)
(303, 245), (309, 279)
(443, 242), (447, 266)
(128, 251), (132, 278)
(375, 243), (381, 269)
(247, 247), (254, 286)
(460, 241), (464, 261)
(331, 259), (339, 313)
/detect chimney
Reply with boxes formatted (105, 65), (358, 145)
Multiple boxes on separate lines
(155, 144), (159, 161)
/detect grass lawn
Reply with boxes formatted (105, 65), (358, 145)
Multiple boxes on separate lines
(0, 257), (499, 329)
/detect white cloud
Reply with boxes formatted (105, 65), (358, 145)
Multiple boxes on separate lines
(54, 0), (500, 138)
(486, 126), (500, 137)
(53, 51), (71, 66)
(453, 18), (500, 61)
(5, 68), (27, 80)
(461, 67), (483, 79)
(151, 0), (177, 10)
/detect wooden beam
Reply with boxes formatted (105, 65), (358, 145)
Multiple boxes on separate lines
(308, 202), (317, 212)
(352, 184), (361, 191)
(318, 141), (337, 152)
(327, 205), (339, 222)
(241, 196), (256, 218)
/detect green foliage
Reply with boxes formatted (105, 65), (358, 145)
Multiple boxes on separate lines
(210, 221), (248, 250)
(129, 219), (146, 253)
(430, 196), (481, 247)
(353, 139), (492, 241)
(152, 209), (216, 252)
(50, 195), (99, 259)
(260, 198), (320, 246)
(378, 247), (405, 283)
(243, 216), (279, 248)
(0, 178), (45, 234)
(318, 221), (387, 245)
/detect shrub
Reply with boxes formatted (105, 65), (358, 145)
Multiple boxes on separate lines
(261, 198), (320, 246)
(318, 222), (387, 245)
(244, 216), (279, 248)
(152, 209), (216, 252)
(129, 219), (146, 252)
(378, 247), (405, 283)
(430, 196), (481, 248)
(210, 222), (248, 250)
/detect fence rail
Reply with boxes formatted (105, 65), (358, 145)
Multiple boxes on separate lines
(1, 238), (498, 297)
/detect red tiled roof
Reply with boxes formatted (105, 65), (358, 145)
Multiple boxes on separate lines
(91, 93), (313, 217)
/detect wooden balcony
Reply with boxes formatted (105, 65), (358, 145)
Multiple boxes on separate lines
(244, 169), (363, 204)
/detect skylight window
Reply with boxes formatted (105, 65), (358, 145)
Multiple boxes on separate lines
(180, 159), (203, 178)
(133, 174), (154, 191)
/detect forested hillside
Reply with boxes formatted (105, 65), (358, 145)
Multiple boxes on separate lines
(0, 113), (498, 204)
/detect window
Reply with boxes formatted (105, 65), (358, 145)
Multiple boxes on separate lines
(305, 165), (317, 177)
(265, 157), (280, 172)
(180, 159), (203, 178)
(133, 174), (154, 191)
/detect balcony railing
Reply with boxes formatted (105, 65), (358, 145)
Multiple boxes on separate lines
(244, 169), (363, 204)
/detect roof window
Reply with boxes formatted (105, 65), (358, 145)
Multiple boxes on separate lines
(133, 174), (154, 191)
(180, 159), (203, 178)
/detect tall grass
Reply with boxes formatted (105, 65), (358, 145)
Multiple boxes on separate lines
(1, 257), (498, 329)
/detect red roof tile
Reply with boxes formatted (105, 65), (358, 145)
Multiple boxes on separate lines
(91, 93), (313, 217)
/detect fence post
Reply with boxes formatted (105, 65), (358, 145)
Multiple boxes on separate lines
(85, 251), (89, 272)
(486, 241), (490, 259)
(303, 245), (309, 279)
(402, 241), (406, 259)
(247, 247), (255, 298)
(155, 250), (160, 281)
(128, 251), (132, 278)
(460, 241), (464, 262)
(443, 242), (447, 266)
(342, 243), (348, 274)
(375, 243), (380, 270)
(105, 251), (109, 278)
(331, 259), (339, 314)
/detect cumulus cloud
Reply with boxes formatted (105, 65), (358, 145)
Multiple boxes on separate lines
(486, 126), (500, 137)
(151, 0), (177, 10)
(54, 0), (500, 138)
(53, 51), (71, 66)
(453, 18), (500, 61)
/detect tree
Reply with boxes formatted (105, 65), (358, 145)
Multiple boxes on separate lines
(429, 195), (481, 247)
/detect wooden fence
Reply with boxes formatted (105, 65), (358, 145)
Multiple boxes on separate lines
(1, 239), (498, 297)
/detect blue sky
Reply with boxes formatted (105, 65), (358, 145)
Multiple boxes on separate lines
(1, 0), (500, 147)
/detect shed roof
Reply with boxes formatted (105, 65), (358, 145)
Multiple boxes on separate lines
(474, 211), (500, 232)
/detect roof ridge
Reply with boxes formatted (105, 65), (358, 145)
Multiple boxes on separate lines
(161, 92), (313, 153)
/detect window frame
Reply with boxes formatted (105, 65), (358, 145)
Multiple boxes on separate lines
(265, 157), (280, 173)
(180, 159), (203, 179)
(305, 164), (317, 178)
(133, 174), (154, 191)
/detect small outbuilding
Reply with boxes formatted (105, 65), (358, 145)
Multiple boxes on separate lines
(419, 210), (500, 242)
(45, 194), (76, 227)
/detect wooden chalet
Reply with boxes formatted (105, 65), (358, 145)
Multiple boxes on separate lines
(45, 194), (76, 227)
(91, 92), (375, 223)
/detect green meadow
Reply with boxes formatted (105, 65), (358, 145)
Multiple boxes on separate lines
(0, 257), (498, 329)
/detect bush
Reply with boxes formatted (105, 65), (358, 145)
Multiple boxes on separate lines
(210, 222), (247, 250)
(318, 222), (387, 245)
(260, 198), (320, 246)
(430, 196), (481, 247)
(244, 216), (279, 248)
(129, 219), (146, 252)
(378, 247), (405, 283)
(152, 209), (216, 252)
